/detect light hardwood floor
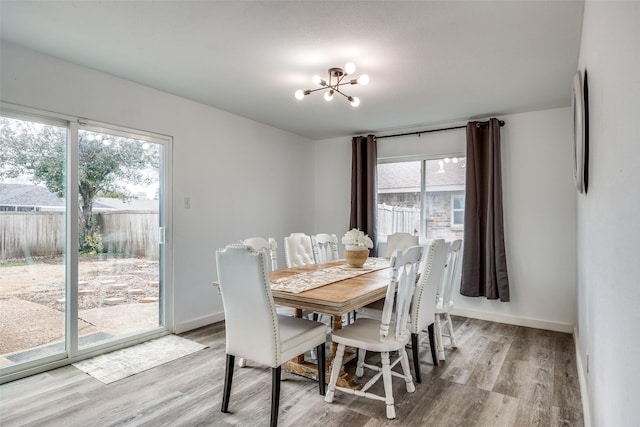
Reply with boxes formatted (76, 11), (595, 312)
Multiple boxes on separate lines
(0, 316), (583, 426)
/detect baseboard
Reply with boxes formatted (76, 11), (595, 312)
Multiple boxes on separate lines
(573, 326), (592, 427)
(451, 307), (574, 333)
(174, 312), (225, 334)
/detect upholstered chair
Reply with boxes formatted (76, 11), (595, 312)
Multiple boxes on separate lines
(384, 232), (419, 257)
(407, 239), (447, 381)
(216, 244), (327, 427)
(284, 232), (315, 267)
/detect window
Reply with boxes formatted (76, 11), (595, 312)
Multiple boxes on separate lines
(452, 193), (465, 227)
(377, 156), (465, 243)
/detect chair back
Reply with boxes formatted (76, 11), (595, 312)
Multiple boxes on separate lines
(216, 244), (280, 366)
(284, 233), (315, 267)
(439, 239), (463, 305)
(384, 232), (419, 257)
(242, 237), (278, 271)
(380, 245), (424, 341)
(311, 233), (339, 264)
(409, 239), (447, 333)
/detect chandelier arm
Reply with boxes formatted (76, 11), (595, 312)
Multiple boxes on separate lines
(334, 80), (359, 88)
(332, 88), (352, 100)
(303, 86), (331, 95)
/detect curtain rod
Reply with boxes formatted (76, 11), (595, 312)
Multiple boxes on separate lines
(376, 119), (505, 140)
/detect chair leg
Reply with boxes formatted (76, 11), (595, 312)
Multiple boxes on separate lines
(380, 351), (396, 419)
(411, 332), (421, 383)
(270, 366), (281, 427)
(355, 348), (366, 377)
(221, 354), (235, 413)
(316, 342), (326, 396)
(325, 343), (346, 403)
(427, 324), (438, 367)
(435, 314), (445, 361)
(445, 313), (458, 348)
(399, 348), (416, 393)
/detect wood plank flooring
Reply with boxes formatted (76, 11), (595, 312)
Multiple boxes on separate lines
(0, 316), (583, 426)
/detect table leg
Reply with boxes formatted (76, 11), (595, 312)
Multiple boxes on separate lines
(331, 314), (342, 357)
(294, 308), (305, 363)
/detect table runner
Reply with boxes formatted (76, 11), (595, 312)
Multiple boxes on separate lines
(271, 258), (390, 294)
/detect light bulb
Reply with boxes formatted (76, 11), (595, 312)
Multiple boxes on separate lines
(452, 157), (459, 163)
(444, 157), (450, 163)
(312, 75), (322, 85)
(350, 96), (360, 107)
(324, 90), (334, 101)
(357, 74), (370, 86)
(295, 90), (305, 100)
(345, 62), (356, 74)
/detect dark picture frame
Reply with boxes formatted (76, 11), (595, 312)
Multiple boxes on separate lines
(572, 69), (589, 193)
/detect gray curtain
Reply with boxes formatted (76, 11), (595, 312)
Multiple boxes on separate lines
(350, 135), (378, 256)
(460, 118), (510, 301)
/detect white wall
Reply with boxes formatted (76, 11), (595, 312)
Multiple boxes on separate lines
(576, 2), (640, 425)
(314, 108), (577, 332)
(0, 41), (316, 333)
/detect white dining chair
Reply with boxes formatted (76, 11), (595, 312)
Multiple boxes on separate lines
(242, 237), (278, 271)
(238, 237), (291, 368)
(407, 239), (447, 381)
(435, 239), (462, 361)
(355, 239), (447, 383)
(325, 246), (424, 419)
(384, 232), (419, 257)
(311, 233), (339, 264)
(284, 232), (327, 332)
(284, 232), (315, 267)
(216, 244), (327, 427)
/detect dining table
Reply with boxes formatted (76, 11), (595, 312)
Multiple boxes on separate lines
(269, 258), (391, 388)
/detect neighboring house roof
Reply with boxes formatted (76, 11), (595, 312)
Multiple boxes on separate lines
(0, 183), (65, 208)
(378, 158), (466, 193)
(0, 184), (155, 211)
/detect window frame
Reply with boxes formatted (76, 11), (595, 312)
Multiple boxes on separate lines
(451, 193), (465, 229)
(0, 102), (174, 383)
(377, 152), (466, 243)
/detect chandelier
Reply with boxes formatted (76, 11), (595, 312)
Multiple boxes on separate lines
(295, 62), (369, 107)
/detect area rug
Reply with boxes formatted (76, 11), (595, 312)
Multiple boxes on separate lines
(72, 334), (206, 384)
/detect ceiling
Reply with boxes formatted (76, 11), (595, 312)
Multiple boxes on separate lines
(0, 1), (584, 140)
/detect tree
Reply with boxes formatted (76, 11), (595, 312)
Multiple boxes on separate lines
(1, 117), (159, 252)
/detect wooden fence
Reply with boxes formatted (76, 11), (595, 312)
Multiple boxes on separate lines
(377, 204), (421, 237)
(0, 211), (159, 261)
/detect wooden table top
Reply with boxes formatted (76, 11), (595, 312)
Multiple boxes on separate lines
(269, 259), (390, 317)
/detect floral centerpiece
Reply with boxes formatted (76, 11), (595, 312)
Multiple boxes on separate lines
(342, 228), (373, 267)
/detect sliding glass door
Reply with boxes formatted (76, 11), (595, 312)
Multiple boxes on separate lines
(0, 115), (68, 366)
(75, 125), (164, 351)
(1, 110), (170, 379)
